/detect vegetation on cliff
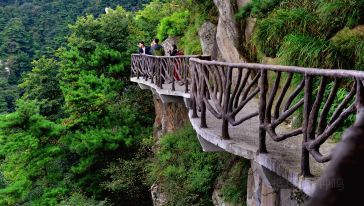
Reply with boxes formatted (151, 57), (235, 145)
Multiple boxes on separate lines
(240, 0), (364, 69)
(1, 0), (362, 204)
(148, 124), (249, 205)
(0, 0), (150, 113)
(0, 0), (222, 204)
(0, 5), (156, 205)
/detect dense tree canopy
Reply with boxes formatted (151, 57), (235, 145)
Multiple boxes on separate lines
(0, 0), (150, 112)
(0, 0), (257, 205)
(0, 2), (156, 205)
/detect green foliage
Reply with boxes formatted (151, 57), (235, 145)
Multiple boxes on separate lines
(157, 11), (190, 40)
(0, 66), (17, 114)
(277, 34), (338, 68)
(253, 8), (318, 57)
(247, 0), (364, 70)
(123, 85), (155, 126)
(20, 57), (64, 121)
(221, 159), (249, 205)
(0, 100), (65, 205)
(0, 3), (156, 205)
(102, 138), (153, 205)
(59, 7), (133, 130)
(134, 0), (216, 54)
(330, 26), (364, 70)
(57, 193), (108, 206)
(317, 0), (364, 37)
(134, 0), (176, 43)
(149, 124), (229, 205)
(179, 12), (204, 55)
(236, 0), (283, 20)
(0, 0), (150, 115)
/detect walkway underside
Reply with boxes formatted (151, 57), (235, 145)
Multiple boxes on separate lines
(131, 77), (335, 196)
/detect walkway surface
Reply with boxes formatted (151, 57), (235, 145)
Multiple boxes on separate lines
(131, 77), (337, 196)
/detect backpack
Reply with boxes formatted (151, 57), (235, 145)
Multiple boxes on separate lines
(152, 45), (165, 56)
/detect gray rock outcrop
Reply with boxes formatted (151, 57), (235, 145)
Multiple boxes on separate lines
(161, 37), (180, 56)
(213, 0), (246, 62)
(237, 0), (251, 8)
(198, 22), (220, 59)
(151, 183), (167, 206)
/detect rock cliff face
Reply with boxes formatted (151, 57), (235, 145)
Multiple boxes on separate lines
(152, 95), (189, 139)
(161, 37), (180, 56)
(151, 1), (302, 205)
(151, 95), (189, 206)
(199, 22), (219, 58)
(213, 0), (246, 62)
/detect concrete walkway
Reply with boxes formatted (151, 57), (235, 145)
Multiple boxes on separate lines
(131, 77), (336, 196)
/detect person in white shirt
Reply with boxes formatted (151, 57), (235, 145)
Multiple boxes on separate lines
(138, 41), (151, 55)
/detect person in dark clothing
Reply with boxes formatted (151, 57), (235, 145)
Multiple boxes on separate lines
(150, 38), (165, 84)
(151, 38), (165, 56)
(169, 44), (178, 56)
(138, 41), (151, 55)
(168, 44), (184, 81)
(169, 44), (184, 56)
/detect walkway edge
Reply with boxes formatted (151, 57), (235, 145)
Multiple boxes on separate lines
(188, 110), (317, 196)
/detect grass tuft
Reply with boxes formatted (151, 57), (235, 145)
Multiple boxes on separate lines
(330, 25), (364, 70)
(253, 8), (318, 57)
(277, 33), (342, 68)
(317, 0), (364, 37)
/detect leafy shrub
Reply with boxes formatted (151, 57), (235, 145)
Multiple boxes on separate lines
(221, 159), (249, 205)
(148, 124), (230, 205)
(157, 11), (190, 41)
(102, 150), (153, 205)
(179, 12), (204, 55)
(236, 0), (283, 20)
(57, 193), (108, 206)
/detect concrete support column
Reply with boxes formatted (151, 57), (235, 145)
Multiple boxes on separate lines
(152, 94), (189, 139)
(247, 161), (300, 206)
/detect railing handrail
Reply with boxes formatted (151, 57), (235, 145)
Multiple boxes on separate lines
(131, 54), (364, 178)
(190, 57), (364, 79)
(132, 53), (210, 59)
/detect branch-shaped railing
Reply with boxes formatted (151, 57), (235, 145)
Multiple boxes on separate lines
(131, 54), (364, 177)
(131, 54), (210, 93)
(190, 58), (364, 177)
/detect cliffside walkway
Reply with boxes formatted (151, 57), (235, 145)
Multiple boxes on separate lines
(130, 54), (364, 196)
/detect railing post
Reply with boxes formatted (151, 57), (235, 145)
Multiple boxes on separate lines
(259, 69), (268, 153)
(158, 58), (163, 89)
(185, 59), (189, 93)
(171, 59), (176, 91)
(301, 74), (313, 177)
(222, 66), (232, 140)
(200, 64), (207, 128)
(150, 61), (154, 84)
(190, 62), (198, 118)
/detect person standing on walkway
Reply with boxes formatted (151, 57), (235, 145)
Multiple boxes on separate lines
(168, 44), (184, 81)
(151, 38), (165, 56)
(168, 44), (184, 56)
(150, 38), (165, 84)
(138, 41), (151, 55)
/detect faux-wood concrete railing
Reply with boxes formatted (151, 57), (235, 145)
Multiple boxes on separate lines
(131, 54), (364, 178)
